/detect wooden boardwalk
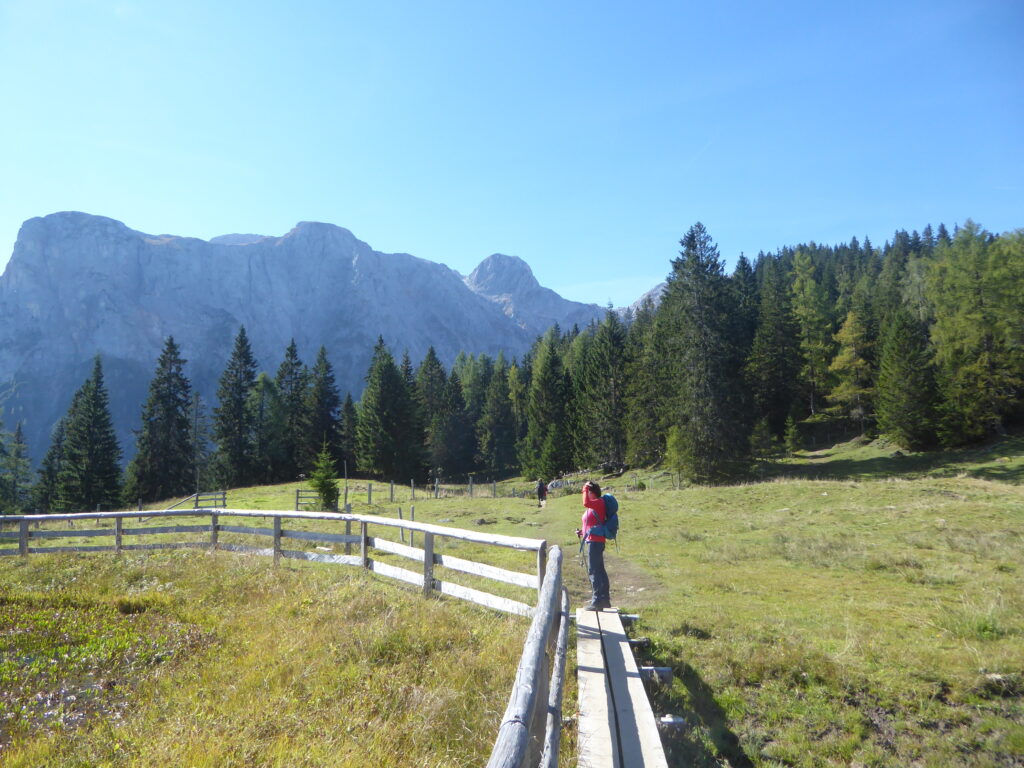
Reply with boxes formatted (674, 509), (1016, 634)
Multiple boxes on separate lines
(576, 607), (668, 768)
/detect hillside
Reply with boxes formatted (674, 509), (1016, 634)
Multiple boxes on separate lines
(2, 436), (1021, 766)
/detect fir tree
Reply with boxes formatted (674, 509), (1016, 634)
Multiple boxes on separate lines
(1, 422), (31, 513)
(574, 310), (627, 466)
(476, 356), (517, 476)
(659, 223), (749, 483)
(303, 346), (341, 471)
(55, 357), (123, 511)
(338, 393), (358, 480)
(212, 327), (258, 488)
(309, 445), (339, 511)
(248, 373), (286, 485)
(519, 328), (571, 479)
(876, 309), (938, 449)
(395, 351), (427, 482)
(623, 298), (664, 466)
(356, 338), (405, 479)
(123, 337), (195, 503)
(32, 418), (67, 513)
(273, 340), (308, 482)
(790, 249), (834, 415)
(928, 223), (1024, 443)
(827, 311), (874, 434)
(744, 257), (801, 435)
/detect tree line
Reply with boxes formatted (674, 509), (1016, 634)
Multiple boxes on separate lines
(1, 218), (1020, 513)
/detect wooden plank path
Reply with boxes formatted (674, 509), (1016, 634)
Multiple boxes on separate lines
(576, 607), (668, 768)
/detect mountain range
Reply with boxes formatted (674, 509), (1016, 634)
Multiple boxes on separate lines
(0, 212), (638, 463)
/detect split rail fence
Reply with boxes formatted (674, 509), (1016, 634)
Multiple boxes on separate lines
(0, 508), (570, 767)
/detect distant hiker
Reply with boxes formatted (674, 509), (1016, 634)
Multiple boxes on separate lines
(536, 479), (548, 508)
(576, 480), (611, 610)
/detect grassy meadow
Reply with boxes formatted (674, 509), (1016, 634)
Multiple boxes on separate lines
(1, 434), (1022, 766)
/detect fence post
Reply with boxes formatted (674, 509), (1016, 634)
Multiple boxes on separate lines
(434, 479), (439, 499)
(295, 489), (300, 510)
(273, 516), (282, 566)
(422, 532), (434, 596)
(469, 477), (474, 498)
(210, 514), (219, 552)
(18, 520), (28, 556)
(344, 485), (349, 506)
(410, 506), (415, 548)
(360, 521), (369, 569)
(115, 516), (123, 554)
(411, 479), (415, 501)
(398, 507), (405, 543)
(492, 481), (497, 498)
(390, 481), (394, 503)
(345, 519), (352, 556)
(368, 483), (373, 505)
(536, 541), (548, 595)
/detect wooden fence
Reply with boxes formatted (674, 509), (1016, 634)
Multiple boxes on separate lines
(0, 507), (570, 766)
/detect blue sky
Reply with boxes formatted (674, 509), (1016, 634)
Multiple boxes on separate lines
(1, 0), (1021, 307)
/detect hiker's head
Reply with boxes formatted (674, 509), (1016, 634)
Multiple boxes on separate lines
(585, 480), (601, 498)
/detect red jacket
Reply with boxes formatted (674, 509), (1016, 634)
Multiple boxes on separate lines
(582, 490), (607, 543)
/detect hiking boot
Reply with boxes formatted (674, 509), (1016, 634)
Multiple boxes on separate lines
(584, 600), (612, 611)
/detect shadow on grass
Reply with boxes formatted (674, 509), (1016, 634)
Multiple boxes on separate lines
(764, 431), (1024, 484)
(644, 650), (753, 768)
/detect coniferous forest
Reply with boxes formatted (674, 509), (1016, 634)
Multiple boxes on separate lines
(1, 219), (1021, 512)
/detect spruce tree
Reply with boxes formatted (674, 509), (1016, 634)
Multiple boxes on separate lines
(744, 257), (801, 435)
(659, 223), (749, 483)
(273, 340), (308, 482)
(790, 249), (834, 415)
(32, 418), (67, 513)
(248, 373), (285, 485)
(338, 393), (358, 480)
(519, 328), (571, 479)
(827, 311), (874, 434)
(356, 338), (405, 479)
(212, 326), (258, 488)
(876, 309), (938, 449)
(55, 357), (123, 511)
(303, 346), (342, 471)
(123, 337), (195, 503)
(623, 298), (664, 466)
(395, 351), (428, 482)
(574, 310), (627, 466)
(1, 422), (31, 513)
(927, 223), (1024, 442)
(476, 356), (517, 476)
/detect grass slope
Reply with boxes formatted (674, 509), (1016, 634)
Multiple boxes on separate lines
(2, 434), (1022, 766)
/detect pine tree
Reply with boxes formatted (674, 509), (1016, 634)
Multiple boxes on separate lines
(876, 309), (938, 449)
(55, 357), (123, 511)
(248, 373), (285, 485)
(476, 356), (517, 476)
(659, 223), (749, 483)
(1, 422), (31, 513)
(309, 445), (339, 511)
(623, 298), (664, 466)
(123, 337), (195, 503)
(188, 392), (213, 493)
(731, 253), (760, 356)
(338, 393), (358, 480)
(519, 328), (571, 479)
(356, 338), (405, 479)
(790, 249), (834, 415)
(431, 370), (474, 478)
(927, 223), (1024, 443)
(273, 340), (308, 482)
(302, 346), (341, 471)
(744, 257), (801, 435)
(212, 327), (258, 488)
(827, 311), (874, 434)
(32, 418), (67, 513)
(395, 351), (427, 482)
(574, 310), (627, 466)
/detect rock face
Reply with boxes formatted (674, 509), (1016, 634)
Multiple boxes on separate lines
(0, 212), (605, 463)
(466, 253), (604, 337)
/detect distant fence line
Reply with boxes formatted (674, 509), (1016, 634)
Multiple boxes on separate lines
(0, 507), (569, 767)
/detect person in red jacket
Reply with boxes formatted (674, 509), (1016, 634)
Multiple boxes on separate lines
(576, 480), (611, 610)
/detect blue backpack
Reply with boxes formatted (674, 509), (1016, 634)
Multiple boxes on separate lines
(588, 494), (619, 540)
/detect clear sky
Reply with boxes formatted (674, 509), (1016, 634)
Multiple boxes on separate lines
(1, 0), (1021, 307)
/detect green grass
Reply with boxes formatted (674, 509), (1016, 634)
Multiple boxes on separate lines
(3, 433), (1023, 766)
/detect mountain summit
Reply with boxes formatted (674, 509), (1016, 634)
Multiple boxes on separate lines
(0, 212), (604, 462)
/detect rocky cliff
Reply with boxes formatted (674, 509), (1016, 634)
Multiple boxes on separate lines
(0, 212), (604, 463)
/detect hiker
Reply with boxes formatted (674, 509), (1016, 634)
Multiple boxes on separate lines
(536, 478), (548, 508)
(576, 480), (611, 610)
